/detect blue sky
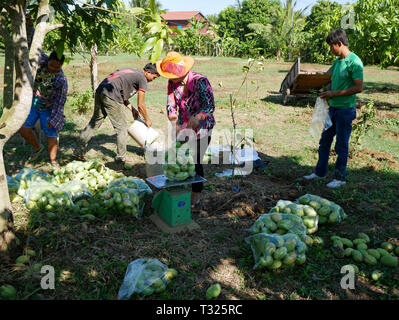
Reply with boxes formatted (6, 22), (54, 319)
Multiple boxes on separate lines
(153, 0), (356, 16)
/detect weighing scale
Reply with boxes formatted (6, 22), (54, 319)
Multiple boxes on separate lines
(146, 174), (207, 233)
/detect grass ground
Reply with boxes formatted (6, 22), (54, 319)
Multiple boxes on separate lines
(1, 53), (399, 300)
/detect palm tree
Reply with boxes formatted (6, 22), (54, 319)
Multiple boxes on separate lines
(248, 0), (307, 60)
(129, 0), (162, 10)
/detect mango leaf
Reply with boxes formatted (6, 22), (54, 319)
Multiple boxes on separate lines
(149, 22), (162, 35)
(139, 37), (157, 56)
(150, 0), (155, 13)
(127, 7), (146, 15)
(55, 41), (65, 60)
(150, 38), (164, 64)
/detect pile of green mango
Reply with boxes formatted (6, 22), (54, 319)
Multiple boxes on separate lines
(53, 160), (123, 192)
(270, 200), (319, 235)
(298, 194), (347, 225)
(246, 233), (308, 271)
(164, 141), (196, 181)
(330, 233), (399, 268)
(249, 212), (307, 241)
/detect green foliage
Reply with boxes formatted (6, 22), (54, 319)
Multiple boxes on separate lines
(351, 101), (377, 151)
(67, 88), (94, 115)
(302, 0), (342, 64)
(351, 0), (399, 67)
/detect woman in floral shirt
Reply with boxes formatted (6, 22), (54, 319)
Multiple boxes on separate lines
(156, 52), (216, 208)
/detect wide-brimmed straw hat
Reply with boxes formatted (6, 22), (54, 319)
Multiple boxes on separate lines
(156, 51), (194, 79)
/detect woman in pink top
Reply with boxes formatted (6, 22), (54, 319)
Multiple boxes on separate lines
(156, 52), (216, 208)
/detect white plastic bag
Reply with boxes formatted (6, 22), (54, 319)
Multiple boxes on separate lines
(309, 97), (332, 139)
(118, 259), (170, 300)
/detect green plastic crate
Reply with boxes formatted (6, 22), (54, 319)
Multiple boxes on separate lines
(153, 189), (191, 227)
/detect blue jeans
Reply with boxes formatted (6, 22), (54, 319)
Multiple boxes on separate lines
(315, 107), (357, 181)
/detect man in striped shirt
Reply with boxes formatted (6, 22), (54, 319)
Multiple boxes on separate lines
(19, 50), (68, 168)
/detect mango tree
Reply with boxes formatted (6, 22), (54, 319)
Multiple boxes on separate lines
(0, 0), (63, 255)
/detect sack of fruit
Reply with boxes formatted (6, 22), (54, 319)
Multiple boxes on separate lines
(15, 168), (54, 197)
(249, 212), (307, 241)
(297, 194), (347, 225)
(24, 180), (74, 213)
(245, 233), (308, 271)
(101, 185), (142, 218)
(60, 180), (93, 201)
(270, 200), (319, 235)
(118, 259), (178, 300)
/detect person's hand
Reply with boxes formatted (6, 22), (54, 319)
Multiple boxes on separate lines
(187, 117), (200, 130)
(145, 119), (152, 128)
(168, 114), (178, 122)
(320, 91), (336, 99)
(47, 122), (53, 129)
(131, 108), (139, 120)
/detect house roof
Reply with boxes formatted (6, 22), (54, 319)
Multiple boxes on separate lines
(161, 11), (207, 21)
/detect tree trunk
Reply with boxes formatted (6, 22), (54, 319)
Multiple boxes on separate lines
(0, 0), (63, 256)
(0, 9), (15, 110)
(0, 144), (17, 257)
(90, 43), (98, 94)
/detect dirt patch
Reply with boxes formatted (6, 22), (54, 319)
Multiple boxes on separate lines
(351, 148), (399, 169)
(380, 130), (399, 141)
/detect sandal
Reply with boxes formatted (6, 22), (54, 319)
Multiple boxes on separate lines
(50, 161), (60, 168)
(29, 145), (44, 162)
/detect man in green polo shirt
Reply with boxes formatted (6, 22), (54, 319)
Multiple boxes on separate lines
(304, 29), (364, 188)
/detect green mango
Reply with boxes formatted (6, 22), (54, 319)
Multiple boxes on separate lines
(352, 250), (363, 263)
(296, 254), (306, 265)
(367, 249), (381, 260)
(271, 214), (283, 223)
(273, 247), (288, 261)
(259, 255), (274, 268)
(333, 240), (344, 249)
(377, 248), (390, 257)
(344, 248), (354, 257)
(0, 285), (17, 299)
(371, 270), (383, 281)
(309, 201), (321, 210)
(364, 254), (378, 266)
(277, 220), (293, 231)
(283, 252), (297, 266)
(353, 239), (367, 246)
(285, 239), (297, 252)
(304, 207), (317, 217)
(328, 211), (340, 224)
(380, 255), (398, 268)
(206, 283), (221, 299)
(312, 236), (324, 247)
(299, 196), (310, 205)
(357, 233), (370, 243)
(340, 238), (353, 248)
(304, 236), (313, 247)
(303, 217), (315, 228)
(395, 247), (399, 257)
(381, 242), (394, 252)
(270, 260), (283, 270)
(331, 246), (345, 259)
